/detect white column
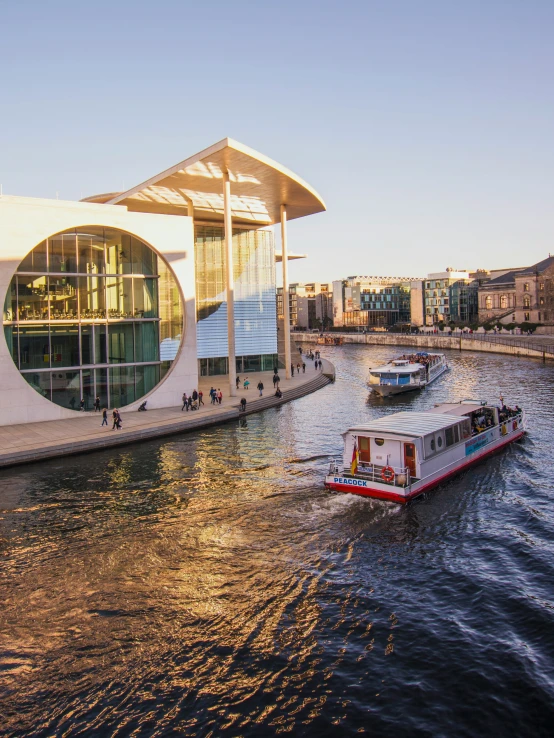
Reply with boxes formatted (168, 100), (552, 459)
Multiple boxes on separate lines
(223, 172), (237, 396)
(281, 204), (291, 379)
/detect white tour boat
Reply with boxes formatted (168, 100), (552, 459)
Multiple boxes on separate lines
(368, 352), (448, 396)
(325, 401), (526, 503)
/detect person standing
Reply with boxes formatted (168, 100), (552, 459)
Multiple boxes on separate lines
(240, 397), (247, 412)
(217, 388), (223, 404)
(94, 396), (101, 412)
(296, 362), (301, 374)
(80, 398), (85, 412)
(273, 365), (278, 375)
(210, 387), (216, 404)
(192, 389), (198, 407)
(236, 375), (240, 389)
(257, 380), (264, 397)
(101, 408), (108, 426)
(182, 392), (188, 411)
(116, 409), (122, 430)
(272, 373), (278, 388)
(302, 362), (306, 373)
(243, 378), (250, 390)
(291, 364), (295, 377)
(274, 374), (280, 389)
(198, 390), (204, 406)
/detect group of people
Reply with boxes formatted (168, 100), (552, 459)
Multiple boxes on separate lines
(182, 389), (205, 411)
(99, 408), (122, 429)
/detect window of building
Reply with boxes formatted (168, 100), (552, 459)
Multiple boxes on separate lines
(523, 283), (530, 292)
(485, 296), (492, 309)
(523, 296), (531, 308)
(540, 283), (544, 291)
(524, 312), (530, 321)
(500, 295), (508, 309)
(540, 297), (545, 305)
(4, 227), (183, 411)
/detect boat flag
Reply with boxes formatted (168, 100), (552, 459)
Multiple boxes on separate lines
(351, 439), (359, 475)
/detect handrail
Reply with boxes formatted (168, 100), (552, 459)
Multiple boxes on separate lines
(458, 332), (554, 355)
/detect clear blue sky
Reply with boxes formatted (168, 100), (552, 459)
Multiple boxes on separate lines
(1, 0), (553, 282)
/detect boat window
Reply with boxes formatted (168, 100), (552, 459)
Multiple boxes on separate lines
(453, 425), (460, 444)
(359, 436), (370, 462)
(375, 438), (385, 447)
(437, 436), (443, 448)
(430, 438), (435, 451)
(445, 427), (454, 447)
(461, 419), (471, 439)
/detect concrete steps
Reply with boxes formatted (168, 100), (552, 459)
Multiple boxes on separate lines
(239, 371), (332, 416)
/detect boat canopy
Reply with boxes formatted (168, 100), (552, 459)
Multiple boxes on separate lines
(344, 411), (466, 438)
(428, 403), (484, 417)
(370, 364), (423, 375)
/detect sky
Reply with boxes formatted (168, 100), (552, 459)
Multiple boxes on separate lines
(1, 0), (553, 283)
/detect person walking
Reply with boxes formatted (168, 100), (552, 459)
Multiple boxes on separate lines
(187, 394), (193, 411)
(236, 375), (240, 389)
(79, 398), (85, 412)
(182, 392), (188, 411)
(291, 363), (295, 377)
(257, 380), (264, 397)
(243, 378), (250, 390)
(94, 395), (101, 412)
(217, 389), (223, 404)
(115, 409), (122, 430)
(296, 362), (301, 374)
(272, 373), (278, 388)
(198, 390), (204, 406)
(274, 373), (280, 389)
(112, 409), (119, 430)
(192, 389), (198, 408)
(302, 362), (306, 373)
(101, 408), (108, 426)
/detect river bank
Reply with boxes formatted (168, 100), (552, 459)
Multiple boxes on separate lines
(0, 357), (334, 469)
(294, 331), (554, 361)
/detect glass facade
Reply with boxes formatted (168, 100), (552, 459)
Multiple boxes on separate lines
(195, 225), (277, 375)
(3, 227), (182, 410)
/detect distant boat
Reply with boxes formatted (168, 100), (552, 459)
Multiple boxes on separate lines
(325, 400), (526, 503)
(368, 352), (448, 396)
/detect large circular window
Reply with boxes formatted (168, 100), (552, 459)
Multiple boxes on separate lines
(3, 227), (183, 410)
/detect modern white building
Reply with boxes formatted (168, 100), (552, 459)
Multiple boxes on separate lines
(0, 139), (325, 426)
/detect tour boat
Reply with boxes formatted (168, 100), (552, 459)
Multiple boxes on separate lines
(368, 353), (448, 396)
(324, 401), (526, 503)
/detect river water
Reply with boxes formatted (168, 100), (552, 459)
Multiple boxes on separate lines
(1, 344), (553, 737)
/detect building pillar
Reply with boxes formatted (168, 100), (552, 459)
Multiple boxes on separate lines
(281, 204), (291, 379)
(223, 172), (237, 396)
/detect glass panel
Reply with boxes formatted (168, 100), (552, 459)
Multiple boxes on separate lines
(134, 322), (159, 363)
(17, 276), (49, 321)
(77, 227), (105, 274)
(18, 241), (48, 272)
(51, 370), (80, 410)
(108, 323), (134, 364)
(81, 324), (93, 365)
(82, 369), (94, 410)
(106, 276), (133, 318)
(49, 232), (77, 273)
(5, 279), (16, 321)
(19, 325), (50, 369)
(110, 365), (135, 407)
(105, 230), (132, 274)
(142, 278), (158, 318)
(95, 368), (108, 409)
(4, 326), (17, 364)
(78, 276), (106, 319)
(22, 371), (51, 400)
(49, 276), (78, 320)
(131, 237), (156, 275)
(50, 325), (80, 367)
(143, 364), (159, 395)
(94, 324), (107, 364)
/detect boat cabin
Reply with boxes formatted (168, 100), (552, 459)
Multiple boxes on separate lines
(343, 402), (499, 482)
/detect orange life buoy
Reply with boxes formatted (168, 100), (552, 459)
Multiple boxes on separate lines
(381, 466), (395, 483)
(512, 420), (517, 431)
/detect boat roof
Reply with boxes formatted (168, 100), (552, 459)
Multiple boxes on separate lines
(370, 364), (423, 374)
(345, 411), (468, 438)
(427, 403), (484, 416)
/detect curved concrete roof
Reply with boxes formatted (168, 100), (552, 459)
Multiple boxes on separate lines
(84, 138), (326, 226)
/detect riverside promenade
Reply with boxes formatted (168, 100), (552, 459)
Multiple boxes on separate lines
(295, 331), (554, 361)
(0, 356), (334, 469)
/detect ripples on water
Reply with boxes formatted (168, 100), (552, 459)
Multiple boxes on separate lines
(1, 345), (554, 736)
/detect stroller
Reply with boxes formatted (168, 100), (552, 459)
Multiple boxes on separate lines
(137, 401), (147, 411)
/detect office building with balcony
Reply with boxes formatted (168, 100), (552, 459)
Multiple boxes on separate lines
(332, 276), (416, 329)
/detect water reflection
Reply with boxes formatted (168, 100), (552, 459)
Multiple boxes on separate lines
(1, 345), (554, 736)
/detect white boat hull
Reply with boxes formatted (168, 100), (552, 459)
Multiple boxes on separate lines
(325, 414), (525, 503)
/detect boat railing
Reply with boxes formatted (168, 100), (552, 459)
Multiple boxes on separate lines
(328, 460), (413, 488)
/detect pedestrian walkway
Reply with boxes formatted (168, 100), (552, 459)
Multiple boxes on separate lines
(0, 353), (334, 469)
